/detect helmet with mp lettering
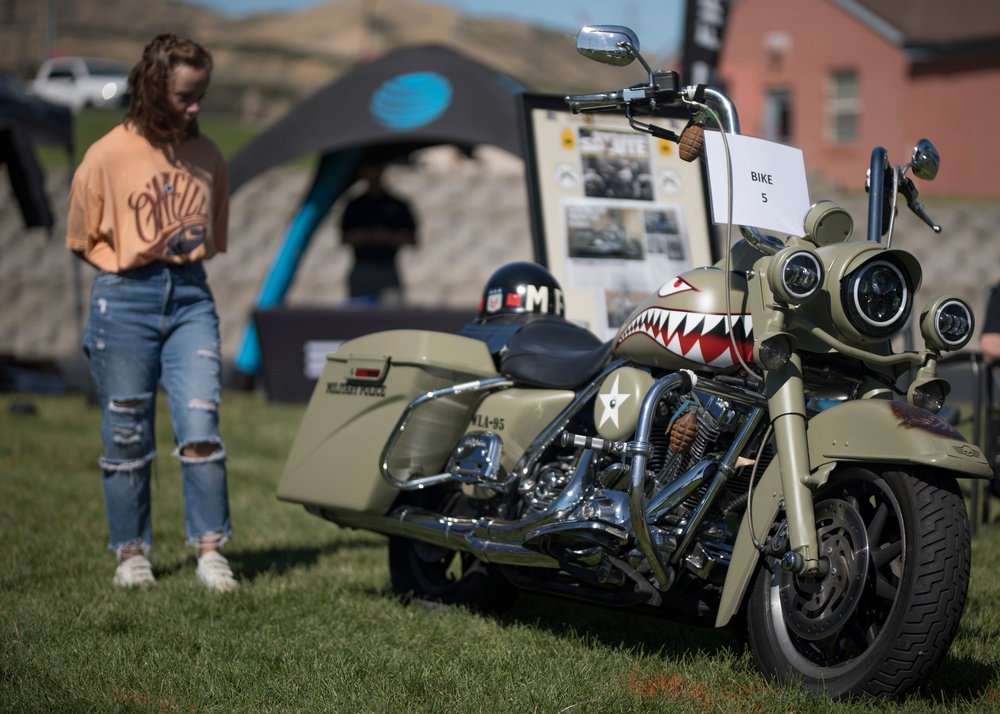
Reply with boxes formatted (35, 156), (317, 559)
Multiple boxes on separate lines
(478, 262), (565, 322)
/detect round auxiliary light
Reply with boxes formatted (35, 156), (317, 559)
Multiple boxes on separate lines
(768, 247), (824, 305)
(920, 296), (974, 351)
(908, 378), (949, 414)
(843, 258), (912, 338)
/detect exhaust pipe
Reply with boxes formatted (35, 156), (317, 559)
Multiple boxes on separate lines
(323, 506), (558, 567)
(317, 448), (601, 569)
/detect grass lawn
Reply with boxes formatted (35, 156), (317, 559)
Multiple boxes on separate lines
(3, 391), (1000, 713)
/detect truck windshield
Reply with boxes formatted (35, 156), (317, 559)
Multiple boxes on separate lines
(83, 59), (129, 76)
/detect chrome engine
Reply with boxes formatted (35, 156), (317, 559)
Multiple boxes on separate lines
(509, 390), (756, 586)
(432, 384), (765, 598)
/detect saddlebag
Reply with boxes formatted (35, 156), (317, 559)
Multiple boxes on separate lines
(276, 330), (499, 514)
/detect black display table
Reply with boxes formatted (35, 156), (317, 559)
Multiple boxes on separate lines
(253, 306), (476, 402)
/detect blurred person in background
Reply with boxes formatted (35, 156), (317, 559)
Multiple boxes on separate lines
(980, 283), (1000, 497)
(981, 283), (1000, 365)
(341, 159), (418, 304)
(66, 33), (238, 592)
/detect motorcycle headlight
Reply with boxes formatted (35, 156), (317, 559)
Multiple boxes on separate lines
(842, 258), (912, 338)
(919, 296), (974, 351)
(768, 247), (823, 305)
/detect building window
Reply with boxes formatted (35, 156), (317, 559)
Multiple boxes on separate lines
(827, 70), (860, 144)
(764, 88), (792, 143)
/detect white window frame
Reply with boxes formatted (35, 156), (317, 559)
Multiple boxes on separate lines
(826, 69), (860, 145)
(763, 87), (792, 143)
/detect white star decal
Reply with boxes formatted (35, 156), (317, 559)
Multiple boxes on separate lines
(598, 374), (631, 429)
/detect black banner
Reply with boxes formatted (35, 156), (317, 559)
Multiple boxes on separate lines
(681, 0), (732, 87)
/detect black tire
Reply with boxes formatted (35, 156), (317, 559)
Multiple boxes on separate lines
(388, 536), (517, 613)
(747, 465), (970, 700)
(387, 490), (518, 613)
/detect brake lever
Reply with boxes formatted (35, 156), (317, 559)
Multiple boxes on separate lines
(899, 176), (942, 233)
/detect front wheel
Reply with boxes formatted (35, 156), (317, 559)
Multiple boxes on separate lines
(747, 466), (971, 700)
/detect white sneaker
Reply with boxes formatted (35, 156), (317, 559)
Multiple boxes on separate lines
(114, 555), (155, 587)
(196, 551), (240, 592)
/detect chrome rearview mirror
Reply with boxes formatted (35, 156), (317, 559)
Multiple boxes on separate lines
(576, 25), (640, 66)
(909, 139), (940, 180)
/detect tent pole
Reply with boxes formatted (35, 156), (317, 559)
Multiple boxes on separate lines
(233, 148), (364, 376)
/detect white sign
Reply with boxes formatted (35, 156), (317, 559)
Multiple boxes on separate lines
(704, 131), (810, 237)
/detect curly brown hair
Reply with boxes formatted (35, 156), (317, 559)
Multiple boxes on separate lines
(125, 33), (213, 147)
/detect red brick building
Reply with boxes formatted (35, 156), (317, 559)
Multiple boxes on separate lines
(717, 0), (1000, 197)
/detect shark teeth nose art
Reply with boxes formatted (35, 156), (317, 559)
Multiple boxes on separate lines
(617, 307), (754, 368)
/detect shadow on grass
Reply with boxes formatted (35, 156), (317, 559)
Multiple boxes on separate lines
(369, 569), (1000, 705)
(497, 591), (743, 661)
(157, 537), (387, 581)
(238, 538), (387, 580)
(923, 652), (998, 703)
(217, 522), (1000, 704)
(504, 594), (1000, 705)
(924, 618), (1000, 702)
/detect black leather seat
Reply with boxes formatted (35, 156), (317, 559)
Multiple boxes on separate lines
(499, 318), (613, 389)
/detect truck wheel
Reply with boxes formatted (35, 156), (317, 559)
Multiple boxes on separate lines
(746, 466), (970, 699)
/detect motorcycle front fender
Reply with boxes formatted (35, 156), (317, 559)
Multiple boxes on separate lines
(715, 398), (990, 628)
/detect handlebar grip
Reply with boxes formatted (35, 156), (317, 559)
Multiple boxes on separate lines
(564, 91), (625, 113)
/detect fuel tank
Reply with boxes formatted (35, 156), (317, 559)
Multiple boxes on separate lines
(613, 267), (753, 371)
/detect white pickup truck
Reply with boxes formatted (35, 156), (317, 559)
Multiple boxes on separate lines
(29, 57), (130, 112)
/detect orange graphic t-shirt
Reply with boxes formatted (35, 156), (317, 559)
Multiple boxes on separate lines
(66, 124), (228, 273)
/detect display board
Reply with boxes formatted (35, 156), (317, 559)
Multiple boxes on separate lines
(520, 94), (717, 339)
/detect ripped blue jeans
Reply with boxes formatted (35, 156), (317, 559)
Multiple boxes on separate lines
(83, 262), (232, 557)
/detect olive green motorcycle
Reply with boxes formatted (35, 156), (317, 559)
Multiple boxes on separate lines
(277, 25), (990, 700)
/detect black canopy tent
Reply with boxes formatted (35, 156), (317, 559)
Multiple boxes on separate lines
(228, 44), (527, 376)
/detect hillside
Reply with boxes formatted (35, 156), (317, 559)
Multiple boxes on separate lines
(2, 0), (672, 121)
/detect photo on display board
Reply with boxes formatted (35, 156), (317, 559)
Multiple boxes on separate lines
(520, 94), (716, 338)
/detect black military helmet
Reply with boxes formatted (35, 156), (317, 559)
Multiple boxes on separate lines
(478, 261), (565, 321)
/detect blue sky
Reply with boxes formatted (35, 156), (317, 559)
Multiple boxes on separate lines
(177, 0), (686, 54)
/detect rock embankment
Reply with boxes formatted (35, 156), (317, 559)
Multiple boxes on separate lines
(0, 147), (533, 386)
(2, 145), (998, 389)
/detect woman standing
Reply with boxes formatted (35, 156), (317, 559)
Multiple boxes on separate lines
(67, 33), (238, 591)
